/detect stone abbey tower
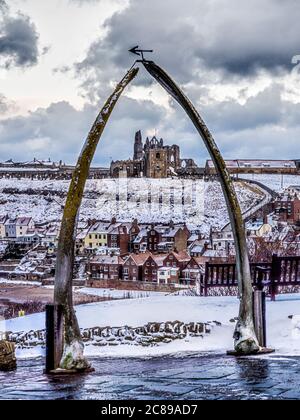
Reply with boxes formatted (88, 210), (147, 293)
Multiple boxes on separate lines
(110, 131), (198, 178)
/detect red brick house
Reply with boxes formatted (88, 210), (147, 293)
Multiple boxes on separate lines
(147, 225), (161, 252)
(142, 254), (166, 283)
(107, 221), (131, 255)
(181, 257), (207, 285)
(163, 251), (191, 270)
(132, 228), (148, 252)
(122, 252), (151, 281)
(88, 255), (124, 284)
(274, 197), (300, 224)
(158, 225), (189, 253)
(128, 219), (141, 252)
(147, 222), (190, 253)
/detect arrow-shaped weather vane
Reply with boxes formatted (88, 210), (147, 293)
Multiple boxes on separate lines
(129, 45), (153, 61)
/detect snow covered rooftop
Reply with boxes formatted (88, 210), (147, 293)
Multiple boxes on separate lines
(88, 222), (110, 234)
(16, 217), (33, 226)
(90, 255), (122, 265)
(124, 252), (151, 266)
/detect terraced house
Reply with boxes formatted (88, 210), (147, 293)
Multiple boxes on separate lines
(85, 222), (110, 250)
(142, 255), (166, 283)
(4, 217), (34, 239)
(122, 252), (151, 281)
(88, 255), (123, 282)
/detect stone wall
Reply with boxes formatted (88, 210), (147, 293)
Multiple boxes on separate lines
(7, 321), (217, 350)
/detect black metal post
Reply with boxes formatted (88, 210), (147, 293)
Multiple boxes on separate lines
(45, 304), (64, 373)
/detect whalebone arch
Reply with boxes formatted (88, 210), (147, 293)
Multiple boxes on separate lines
(53, 59), (259, 373)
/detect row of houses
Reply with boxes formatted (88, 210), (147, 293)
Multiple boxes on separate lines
(0, 216), (60, 251)
(0, 216), (35, 239)
(0, 159), (109, 180)
(80, 218), (190, 255)
(0, 214), (209, 259)
(205, 160), (298, 175)
(87, 250), (212, 286)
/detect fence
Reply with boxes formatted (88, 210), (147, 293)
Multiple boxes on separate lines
(203, 255), (300, 300)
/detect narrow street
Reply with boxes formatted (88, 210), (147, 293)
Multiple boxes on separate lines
(1, 354), (299, 400)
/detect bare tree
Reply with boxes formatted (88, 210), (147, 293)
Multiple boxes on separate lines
(143, 60), (259, 354)
(54, 67), (139, 371)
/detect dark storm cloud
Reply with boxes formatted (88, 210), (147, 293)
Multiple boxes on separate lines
(2, 0), (300, 165)
(69, 0), (300, 165)
(202, 85), (284, 132)
(75, 0), (300, 98)
(0, 1), (40, 68)
(0, 97), (166, 165)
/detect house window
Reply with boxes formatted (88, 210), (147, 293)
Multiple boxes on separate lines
(123, 268), (129, 274)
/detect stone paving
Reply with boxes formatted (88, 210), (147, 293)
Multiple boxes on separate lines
(0, 353), (300, 400)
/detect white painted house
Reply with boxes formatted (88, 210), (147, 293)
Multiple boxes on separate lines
(16, 217), (35, 238)
(4, 217), (34, 238)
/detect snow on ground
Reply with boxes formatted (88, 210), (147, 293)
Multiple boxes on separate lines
(241, 174), (300, 193)
(2, 294), (300, 359)
(0, 279), (41, 286)
(204, 181), (263, 231)
(0, 177), (262, 231)
(76, 287), (170, 299)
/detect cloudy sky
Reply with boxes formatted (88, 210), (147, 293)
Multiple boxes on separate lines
(0, 0), (300, 166)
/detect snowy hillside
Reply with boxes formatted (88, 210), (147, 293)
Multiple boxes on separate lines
(241, 174), (300, 193)
(0, 177), (262, 230)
